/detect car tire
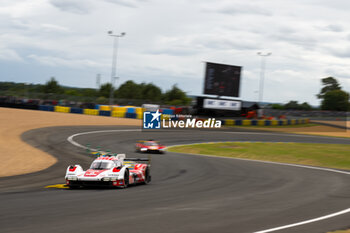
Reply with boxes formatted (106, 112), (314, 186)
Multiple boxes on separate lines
(143, 167), (151, 185)
(121, 170), (129, 188)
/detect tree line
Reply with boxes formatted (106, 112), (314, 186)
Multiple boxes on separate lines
(97, 80), (191, 105)
(271, 77), (349, 111)
(0, 78), (191, 106)
(317, 77), (349, 111)
(271, 101), (313, 111)
(1, 76), (348, 110)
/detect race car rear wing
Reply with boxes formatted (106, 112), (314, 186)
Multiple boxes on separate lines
(124, 158), (150, 162)
(124, 157), (152, 165)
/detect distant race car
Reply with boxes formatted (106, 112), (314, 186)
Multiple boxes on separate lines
(135, 140), (166, 153)
(65, 154), (151, 188)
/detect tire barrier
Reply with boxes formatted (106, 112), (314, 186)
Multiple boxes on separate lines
(135, 108), (144, 119)
(70, 107), (83, 114)
(125, 112), (137, 118)
(39, 105), (54, 111)
(37, 105), (147, 120)
(99, 110), (111, 117)
(83, 109), (99, 115)
(98, 105), (111, 111)
(112, 106), (127, 118)
(221, 118), (309, 126)
(54, 106), (70, 113)
(37, 105), (309, 126)
(112, 111), (126, 118)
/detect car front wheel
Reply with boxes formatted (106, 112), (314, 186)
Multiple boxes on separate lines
(120, 170), (129, 188)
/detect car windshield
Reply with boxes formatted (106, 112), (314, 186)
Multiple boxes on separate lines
(90, 161), (114, 170)
(145, 142), (158, 146)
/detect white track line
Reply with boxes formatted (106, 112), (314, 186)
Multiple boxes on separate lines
(67, 129), (141, 150)
(255, 208), (350, 233)
(67, 129), (350, 232)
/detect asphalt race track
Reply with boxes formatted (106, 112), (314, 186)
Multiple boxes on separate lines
(1, 126), (350, 233)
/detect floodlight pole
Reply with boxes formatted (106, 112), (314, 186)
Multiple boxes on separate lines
(108, 31), (125, 106)
(257, 52), (271, 104)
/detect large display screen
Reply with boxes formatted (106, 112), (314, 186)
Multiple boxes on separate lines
(204, 62), (241, 97)
(203, 98), (241, 111)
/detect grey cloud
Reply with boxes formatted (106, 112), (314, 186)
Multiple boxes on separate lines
(216, 4), (272, 16)
(304, 0), (350, 11)
(145, 48), (199, 56)
(3, 0), (350, 105)
(325, 24), (343, 32)
(200, 38), (261, 51)
(324, 68), (350, 79)
(270, 32), (317, 50)
(104, 0), (147, 8)
(328, 47), (350, 58)
(27, 54), (104, 68)
(277, 26), (297, 34)
(149, 36), (261, 55)
(50, 0), (92, 14)
(0, 49), (22, 62)
(5, 19), (31, 30)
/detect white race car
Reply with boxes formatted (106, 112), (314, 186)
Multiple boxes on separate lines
(65, 154), (151, 188)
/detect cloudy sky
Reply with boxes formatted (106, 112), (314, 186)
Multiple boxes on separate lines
(1, 0), (350, 105)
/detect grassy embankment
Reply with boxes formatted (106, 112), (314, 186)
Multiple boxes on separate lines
(168, 142), (350, 170)
(231, 123), (318, 128)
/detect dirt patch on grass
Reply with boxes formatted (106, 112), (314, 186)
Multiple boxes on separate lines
(0, 107), (141, 177)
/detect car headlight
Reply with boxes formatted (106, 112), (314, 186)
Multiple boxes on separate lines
(103, 177), (111, 181)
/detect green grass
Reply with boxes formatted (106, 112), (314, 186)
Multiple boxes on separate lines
(231, 123), (318, 128)
(168, 142), (350, 170)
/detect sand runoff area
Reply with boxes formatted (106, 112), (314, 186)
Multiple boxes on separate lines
(0, 107), (348, 177)
(312, 120), (350, 128)
(0, 107), (140, 177)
